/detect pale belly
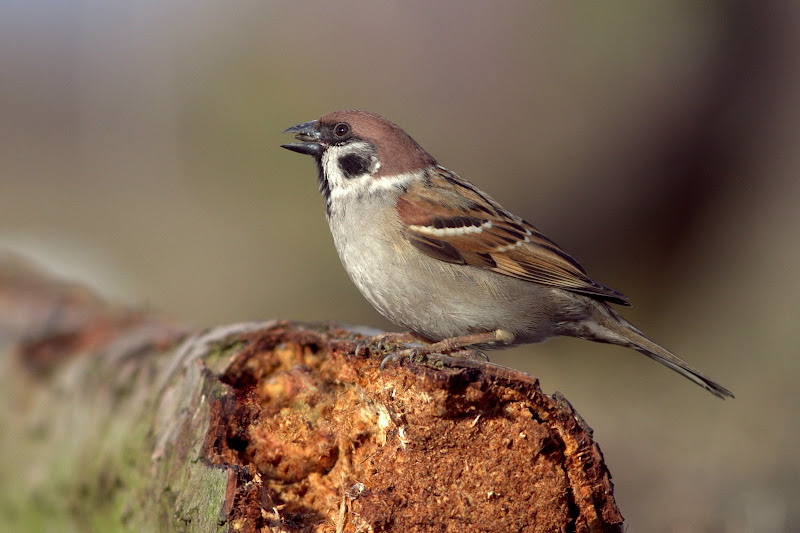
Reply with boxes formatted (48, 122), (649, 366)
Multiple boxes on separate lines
(329, 208), (569, 343)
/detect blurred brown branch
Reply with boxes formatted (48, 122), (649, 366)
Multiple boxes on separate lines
(0, 257), (622, 532)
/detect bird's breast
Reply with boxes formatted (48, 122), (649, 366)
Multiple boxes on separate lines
(327, 197), (561, 342)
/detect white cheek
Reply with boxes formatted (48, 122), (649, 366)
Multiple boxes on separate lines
(322, 143), (374, 195)
(322, 143), (422, 204)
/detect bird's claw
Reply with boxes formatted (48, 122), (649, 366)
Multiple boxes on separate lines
(363, 332), (494, 371)
(354, 339), (370, 358)
(380, 346), (417, 369)
(379, 347), (489, 371)
(354, 336), (390, 358)
(354, 332), (421, 359)
(379, 352), (396, 371)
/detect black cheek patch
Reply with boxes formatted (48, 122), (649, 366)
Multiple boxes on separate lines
(338, 154), (370, 179)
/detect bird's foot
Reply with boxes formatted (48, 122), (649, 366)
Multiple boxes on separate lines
(373, 330), (511, 371)
(394, 330), (512, 357)
(380, 348), (489, 371)
(354, 331), (422, 358)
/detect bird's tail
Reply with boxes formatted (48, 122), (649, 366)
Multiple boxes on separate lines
(586, 305), (734, 399)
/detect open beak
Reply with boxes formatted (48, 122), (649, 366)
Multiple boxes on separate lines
(281, 120), (323, 156)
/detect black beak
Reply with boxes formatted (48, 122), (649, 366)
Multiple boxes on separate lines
(281, 120), (323, 156)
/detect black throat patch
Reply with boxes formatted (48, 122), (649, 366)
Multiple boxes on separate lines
(315, 159), (332, 216)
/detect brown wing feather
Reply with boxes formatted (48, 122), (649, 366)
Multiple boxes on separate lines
(396, 167), (630, 306)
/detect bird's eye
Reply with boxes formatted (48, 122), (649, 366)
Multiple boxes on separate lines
(334, 123), (351, 137)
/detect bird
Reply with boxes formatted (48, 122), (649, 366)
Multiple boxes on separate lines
(281, 109), (733, 399)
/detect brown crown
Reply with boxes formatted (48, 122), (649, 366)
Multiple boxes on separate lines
(319, 110), (437, 177)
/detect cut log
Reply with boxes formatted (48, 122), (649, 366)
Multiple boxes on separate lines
(0, 256), (623, 532)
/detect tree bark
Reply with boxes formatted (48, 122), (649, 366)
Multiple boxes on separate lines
(0, 256), (623, 532)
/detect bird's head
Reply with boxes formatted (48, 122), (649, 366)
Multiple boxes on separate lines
(282, 110), (436, 213)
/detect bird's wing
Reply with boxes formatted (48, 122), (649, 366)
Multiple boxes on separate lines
(395, 166), (630, 305)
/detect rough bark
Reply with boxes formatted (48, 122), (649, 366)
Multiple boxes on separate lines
(0, 257), (623, 532)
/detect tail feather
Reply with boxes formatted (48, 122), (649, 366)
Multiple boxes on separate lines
(589, 307), (734, 399)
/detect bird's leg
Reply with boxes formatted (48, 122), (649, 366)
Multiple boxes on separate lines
(380, 330), (514, 370)
(420, 330), (515, 354)
(354, 331), (425, 358)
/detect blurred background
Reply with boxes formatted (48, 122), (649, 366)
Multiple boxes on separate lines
(2, 1), (799, 530)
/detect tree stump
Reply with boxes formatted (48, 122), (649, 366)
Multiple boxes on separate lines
(0, 256), (623, 532)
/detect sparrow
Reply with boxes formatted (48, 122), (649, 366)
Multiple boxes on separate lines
(281, 110), (733, 399)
